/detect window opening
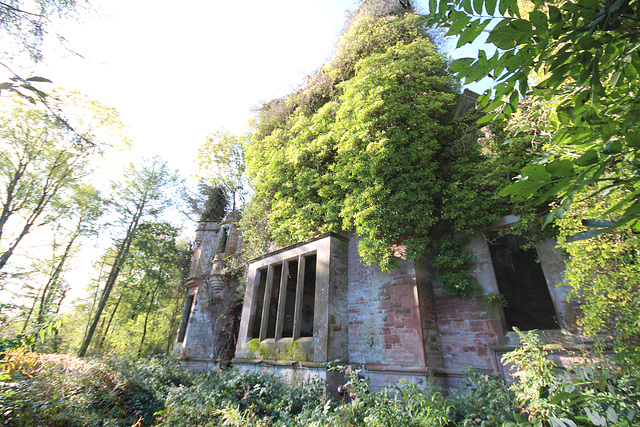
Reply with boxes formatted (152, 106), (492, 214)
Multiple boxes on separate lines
(177, 294), (195, 343)
(217, 227), (229, 254)
(250, 268), (267, 338)
(282, 260), (298, 338)
(265, 264), (283, 339)
(300, 254), (316, 337)
(487, 234), (559, 330)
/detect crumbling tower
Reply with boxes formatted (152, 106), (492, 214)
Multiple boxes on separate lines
(173, 212), (242, 368)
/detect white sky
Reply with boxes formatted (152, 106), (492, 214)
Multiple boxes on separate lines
(30, 0), (359, 175)
(1, 0), (361, 307)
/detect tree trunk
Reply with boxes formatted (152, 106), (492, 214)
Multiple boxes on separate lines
(0, 155), (75, 271)
(0, 159), (29, 242)
(35, 232), (79, 326)
(78, 194), (147, 357)
(97, 294), (122, 351)
(21, 288), (41, 334)
(0, 222), (33, 270)
(137, 279), (162, 357)
(84, 259), (107, 339)
(50, 288), (68, 353)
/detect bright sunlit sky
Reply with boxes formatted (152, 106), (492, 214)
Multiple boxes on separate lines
(30, 0), (368, 174)
(21, 0), (490, 177)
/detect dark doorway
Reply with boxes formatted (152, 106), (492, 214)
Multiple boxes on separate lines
(487, 234), (559, 331)
(282, 260), (298, 338)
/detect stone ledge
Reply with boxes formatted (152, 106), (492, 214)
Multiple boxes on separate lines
(232, 358), (326, 369)
(492, 329), (597, 352)
(365, 364), (452, 377)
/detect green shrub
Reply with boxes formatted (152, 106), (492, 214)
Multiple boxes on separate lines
(448, 368), (519, 426)
(0, 354), (191, 426)
(503, 329), (640, 426)
(3, 347), (639, 426)
(156, 369), (325, 426)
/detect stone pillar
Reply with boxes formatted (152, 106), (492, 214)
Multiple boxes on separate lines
(535, 238), (578, 332)
(173, 221), (220, 360)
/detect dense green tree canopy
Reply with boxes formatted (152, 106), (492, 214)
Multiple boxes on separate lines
(425, 0), (640, 237)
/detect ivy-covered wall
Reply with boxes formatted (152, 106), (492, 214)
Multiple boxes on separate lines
(242, 7), (537, 296)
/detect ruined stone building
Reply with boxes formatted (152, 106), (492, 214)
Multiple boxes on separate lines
(173, 154), (583, 393)
(171, 0), (588, 394)
(173, 220), (580, 393)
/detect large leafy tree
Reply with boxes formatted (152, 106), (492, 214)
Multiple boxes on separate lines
(557, 194), (640, 369)
(425, 0), (640, 235)
(197, 131), (247, 212)
(0, 93), (116, 271)
(185, 182), (229, 222)
(19, 184), (103, 337)
(425, 0), (640, 364)
(91, 222), (184, 357)
(243, 8), (521, 295)
(77, 158), (179, 357)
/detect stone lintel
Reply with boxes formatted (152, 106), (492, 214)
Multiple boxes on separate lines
(247, 231), (348, 264)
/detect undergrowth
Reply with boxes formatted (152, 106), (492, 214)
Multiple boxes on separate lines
(1, 332), (639, 426)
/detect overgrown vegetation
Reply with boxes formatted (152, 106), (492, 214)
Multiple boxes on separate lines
(2, 330), (638, 426)
(236, 5), (539, 296)
(556, 190), (640, 370)
(422, 0), (640, 367)
(2, 0), (640, 425)
(426, 0), (640, 233)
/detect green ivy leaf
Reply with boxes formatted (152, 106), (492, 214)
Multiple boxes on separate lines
(446, 11), (472, 36)
(473, 0), (484, 14)
(581, 219), (616, 228)
(549, 417), (578, 427)
(546, 160), (573, 178)
(585, 408), (608, 426)
(498, 179), (545, 199)
(487, 22), (518, 49)
(457, 19), (491, 48)
(25, 76), (53, 83)
(477, 111), (499, 125)
(461, 0), (473, 14)
(625, 131), (640, 148)
(485, 0), (497, 15)
(429, 0), (437, 14)
(565, 228), (609, 242)
(610, 69), (623, 87)
(603, 140), (622, 154)
(521, 164), (551, 182)
(575, 149), (598, 166)
(450, 57), (476, 74)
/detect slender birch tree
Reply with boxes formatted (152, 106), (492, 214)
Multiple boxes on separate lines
(77, 157), (178, 357)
